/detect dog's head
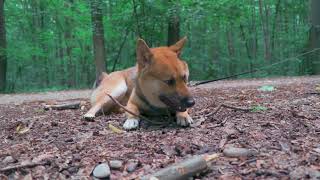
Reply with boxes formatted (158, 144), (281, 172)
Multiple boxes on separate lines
(136, 37), (195, 112)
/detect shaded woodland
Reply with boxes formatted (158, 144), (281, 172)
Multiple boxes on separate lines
(0, 0), (319, 92)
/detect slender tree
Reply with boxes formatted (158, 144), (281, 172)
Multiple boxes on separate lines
(132, 0), (142, 38)
(0, 0), (6, 92)
(258, 0), (272, 61)
(308, 0), (320, 74)
(226, 23), (236, 75)
(90, 0), (106, 79)
(167, 0), (180, 46)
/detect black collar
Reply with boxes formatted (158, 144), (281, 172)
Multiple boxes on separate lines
(135, 79), (172, 115)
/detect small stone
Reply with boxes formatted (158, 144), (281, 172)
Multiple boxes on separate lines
(2, 156), (17, 164)
(223, 146), (257, 158)
(126, 161), (138, 173)
(109, 160), (123, 170)
(160, 145), (177, 156)
(68, 166), (79, 174)
(92, 163), (110, 178)
(65, 138), (73, 143)
(51, 122), (58, 126)
(73, 154), (81, 162)
(290, 166), (320, 180)
(62, 170), (70, 177)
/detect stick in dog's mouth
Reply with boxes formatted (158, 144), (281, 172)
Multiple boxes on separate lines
(159, 95), (187, 112)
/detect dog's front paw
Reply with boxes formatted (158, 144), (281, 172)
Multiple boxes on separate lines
(123, 118), (140, 130)
(83, 113), (95, 121)
(176, 112), (193, 127)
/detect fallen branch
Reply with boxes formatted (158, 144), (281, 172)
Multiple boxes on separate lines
(44, 101), (82, 110)
(0, 160), (50, 173)
(141, 153), (220, 180)
(106, 94), (169, 125)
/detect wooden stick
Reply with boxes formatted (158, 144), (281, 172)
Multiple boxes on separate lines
(140, 153), (220, 180)
(44, 102), (81, 110)
(106, 94), (167, 125)
(220, 104), (252, 112)
(0, 161), (50, 173)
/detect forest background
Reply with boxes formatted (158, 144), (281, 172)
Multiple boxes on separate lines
(0, 0), (319, 93)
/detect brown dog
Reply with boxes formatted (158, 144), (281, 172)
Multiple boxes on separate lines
(83, 37), (195, 130)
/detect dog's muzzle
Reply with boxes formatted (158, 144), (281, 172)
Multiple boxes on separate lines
(159, 94), (195, 112)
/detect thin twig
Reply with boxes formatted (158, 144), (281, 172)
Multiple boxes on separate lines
(221, 104), (252, 112)
(205, 104), (223, 117)
(305, 92), (320, 95)
(0, 161), (50, 173)
(239, 158), (257, 166)
(207, 117), (229, 129)
(205, 104), (252, 118)
(106, 94), (168, 125)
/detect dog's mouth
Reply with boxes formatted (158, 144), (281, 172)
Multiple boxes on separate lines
(159, 95), (187, 112)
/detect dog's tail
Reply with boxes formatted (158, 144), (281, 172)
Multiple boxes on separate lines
(93, 72), (108, 89)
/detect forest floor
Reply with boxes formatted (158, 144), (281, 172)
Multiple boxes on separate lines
(0, 76), (320, 179)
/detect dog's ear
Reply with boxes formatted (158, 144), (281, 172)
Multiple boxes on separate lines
(169, 37), (187, 56)
(137, 39), (153, 69)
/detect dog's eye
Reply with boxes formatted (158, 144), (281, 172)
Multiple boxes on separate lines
(164, 78), (175, 86)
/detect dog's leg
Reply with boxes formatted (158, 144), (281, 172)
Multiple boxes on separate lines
(83, 77), (127, 120)
(176, 110), (193, 126)
(123, 99), (140, 130)
(83, 101), (105, 120)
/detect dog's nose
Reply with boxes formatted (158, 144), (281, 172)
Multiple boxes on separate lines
(182, 97), (195, 108)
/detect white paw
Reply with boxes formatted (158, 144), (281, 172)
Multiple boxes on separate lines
(176, 114), (193, 127)
(83, 113), (95, 121)
(123, 118), (139, 130)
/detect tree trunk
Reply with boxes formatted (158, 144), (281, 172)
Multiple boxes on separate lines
(249, 0), (258, 63)
(90, 0), (107, 79)
(271, 0), (281, 54)
(0, 0), (7, 92)
(226, 25), (236, 76)
(240, 24), (251, 60)
(308, 0), (320, 74)
(65, 0), (76, 87)
(132, 0), (142, 38)
(167, 0), (180, 46)
(258, 0), (272, 61)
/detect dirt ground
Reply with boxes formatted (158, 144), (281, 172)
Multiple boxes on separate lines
(0, 76), (320, 179)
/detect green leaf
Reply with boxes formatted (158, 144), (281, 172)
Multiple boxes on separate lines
(251, 105), (268, 112)
(259, 85), (275, 92)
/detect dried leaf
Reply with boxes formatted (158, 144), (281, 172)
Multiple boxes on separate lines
(16, 123), (30, 134)
(108, 124), (124, 134)
(316, 84), (320, 92)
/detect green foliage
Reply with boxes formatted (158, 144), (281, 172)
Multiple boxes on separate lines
(251, 105), (268, 112)
(3, 0), (311, 92)
(259, 85), (275, 92)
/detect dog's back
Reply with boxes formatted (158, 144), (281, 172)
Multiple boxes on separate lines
(89, 67), (137, 112)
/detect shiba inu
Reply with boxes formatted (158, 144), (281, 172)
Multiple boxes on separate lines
(83, 37), (195, 130)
